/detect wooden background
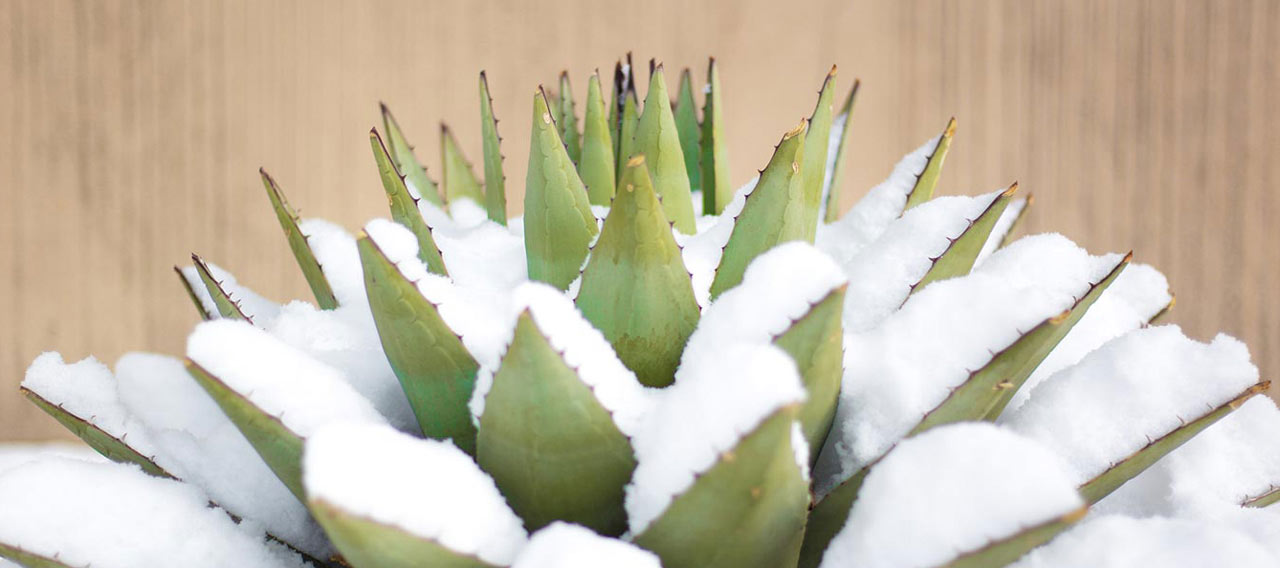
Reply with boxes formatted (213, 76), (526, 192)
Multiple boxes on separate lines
(2, 0), (1276, 440)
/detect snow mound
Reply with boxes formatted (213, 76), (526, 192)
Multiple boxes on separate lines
(820, 423), (1083, 568)
(0, 458), (308, 568)
(1009, 515), (1276, 567)
(0, 443), (103, 476)
(815, 234), (1122, 495)
(303, 423), (527, 565)
(512, 522), (661, 568)
(1004, 325), (1259, 485)
(186, 319), (388, 438)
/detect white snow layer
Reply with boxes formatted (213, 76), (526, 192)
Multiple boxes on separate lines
(187, 319), (389, 438)
(468, 282), (655, 436)
(180, 261), (280, 324)
(413, 200), (529, 293)
(512, 522), (661, 568)
(1004, 324), (1259, 485)
(1009, 515), (1277, 568)
(0, 443), (103, 475)
(677, 176), (758, 307)
(303, 423), (527, 565)
(1004, 262), (1171, 413)
(626, 343), (807, 535)
(0, 458), (308, 568)
(820, 423), (1084, 568)
(114, 352), (331, 557)
(817, 133), (942, 256)
(815, 234), (1122, 496)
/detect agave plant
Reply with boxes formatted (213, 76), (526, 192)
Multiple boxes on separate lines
(2, 56), (1278, 568)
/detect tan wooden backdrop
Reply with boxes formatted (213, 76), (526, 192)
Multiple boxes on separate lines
(2, 0), (1276, 441)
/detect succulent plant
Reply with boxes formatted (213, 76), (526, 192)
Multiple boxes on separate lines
(3, 56), (1278, 568)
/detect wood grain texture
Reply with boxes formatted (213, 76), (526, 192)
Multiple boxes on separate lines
(2, 0), (1276, 440)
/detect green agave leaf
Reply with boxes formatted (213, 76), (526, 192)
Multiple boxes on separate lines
(999, 194), (1033, 248)
(799, 66), (838, 241)
(259, 168), (339, 310)
(558, 71), (582, 164)
(798, 465), (870, 568)
(175, 265), (214, 320)
(576, 156), (700, 388)
(309, 499), (496, 568)
(822, 80), (859, 223)
(911, 183), (1019, 291)
(476, 312), (635, 536)
(1149, 294), (1176, 325)
(185, 360), (306, 501)
(674, 68), (702, 194)
(0, 543), (77, 568)
(1079, 381), (1270, 504)
(478, 71), (508, 225)
(357, 233), (479, 455)
(580, 72), (617, 206)
(942, 507), (1088, 568)
(380, 103), (443, 206)
(19, 387), (172, 478)
(708, 121), (808, 300)
(547, 89), (563, 133)
(441, 124), (487, 207)
(370, 129), (449, 275)
(773, 285), (846, 464)
(633, 408), (810, 568)
(524, 88), (599, 291)
(616, 89), (641, 182)
(914, 254), (1129, 431)
(1243, 485), (1280, 508)
(192, 254), (250, 322)
(701, 57), (731, 215)
(904, 117), (956, 211)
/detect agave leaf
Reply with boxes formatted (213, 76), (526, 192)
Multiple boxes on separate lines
(478, 71), (508, 225)
(580, 72), (617, 206)
(708, 121), (808, 300)
(576, 156), (700, 388)
(175, 265), (214, 320)
(524, 88), (599, 290)
(19, 387), (171, 478)
(380, 103), (443, 206)
(558, 71), (582, 164)
(911, 183), (1019, 291)
(309, 499), (496, 568)
(633, 408), (809, 568)
(357, 234), (479, 455)
(798, 464), (870, 568)
(609, 58), (629, 170)
(259, 169), (339, 309)
(773, 285), (846, 463)
(1149, 294), (1176, 325)
(999, 194), (1033, 248)
(476, 312), (636, 535)
(441, 124), (487, 207)
(912, 254), (1129, 432)
(185, 360), (306, 501)
(1079, 381), (1270, 504)
(798, 66), (838, 240)
(942, 507), (1088, 568)
(821, 80), (859, 223)
(370, 129), (449, 275)
(904, 117), (956, 211)
(616, 89), (641, 181)
(674, 68), (702, 194)
(1243, 486), (1280, 508)
(192, 254), (251, 322)
(0, 544), (78, 568)
(700, 58), (731, 215)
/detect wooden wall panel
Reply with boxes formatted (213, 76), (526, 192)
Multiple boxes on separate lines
(2, 0), (1276, 440)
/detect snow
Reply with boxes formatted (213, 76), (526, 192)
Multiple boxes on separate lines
(1009, 515), (1277, 568)
(1098, 396), (1280, 516)
(114, 352), (331, 557)
(626, 342), (806, 535)
(821, 191), (1002, 333)
(512, 522), (661, 568)
(0, 443), (104, 475)
(469, 282), (655, 436)
(186, 319), (389, 438)
(297, 218), (365, 307)
(20, 352), (162, 466)
(0, 458), (308, 568)
(816, 111), (849, 223)
(411, 200), (528, 294)
(819, 423), (1084, 568)
(974, 195), (1028, 265)
(677, 176), (757, 307)
(1003, 262), (1171, 413)
(179, 262), (280, 324)
(817, 134), (941, 255)
(815, 234), (1122, 496)
(679, 242), (846, 366)
(303, 423), (527, 565)
(1003, 325), (1259, 486)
